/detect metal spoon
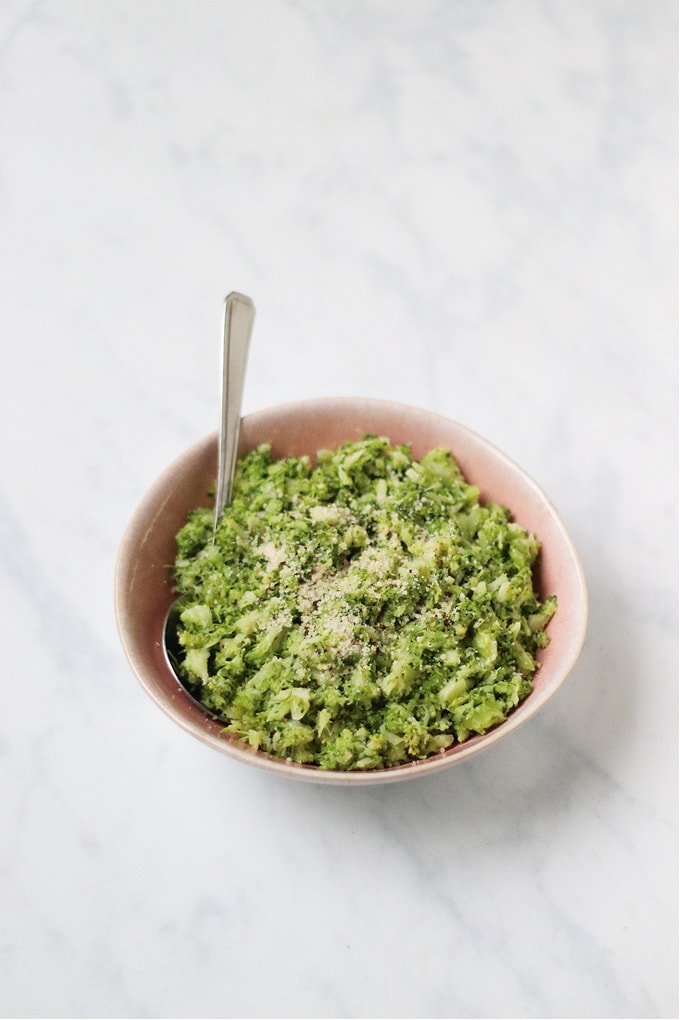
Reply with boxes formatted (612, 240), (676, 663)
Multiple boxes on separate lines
(213, 292), (255, 531)
(164, 291), (255, 700)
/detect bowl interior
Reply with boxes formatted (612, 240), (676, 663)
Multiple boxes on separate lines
(114, 397), (587, 784)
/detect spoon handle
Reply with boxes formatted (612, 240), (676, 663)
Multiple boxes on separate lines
(214, 292), (255, 530)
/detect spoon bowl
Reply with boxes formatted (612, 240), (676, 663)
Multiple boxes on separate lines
(114, 396), (588, 784)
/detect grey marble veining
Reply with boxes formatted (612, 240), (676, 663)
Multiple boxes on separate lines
(0, 1), (676, 1017)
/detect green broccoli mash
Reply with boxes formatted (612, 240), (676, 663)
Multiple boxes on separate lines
(171, 436), (556, 770)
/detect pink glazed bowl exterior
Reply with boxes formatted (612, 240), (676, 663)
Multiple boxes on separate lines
(114, 397), (588, 784)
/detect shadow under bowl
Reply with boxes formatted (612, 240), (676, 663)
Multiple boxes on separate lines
(114, 396), (588, 785)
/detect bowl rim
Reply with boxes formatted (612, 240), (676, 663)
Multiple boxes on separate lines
(114, 395), (588, 784)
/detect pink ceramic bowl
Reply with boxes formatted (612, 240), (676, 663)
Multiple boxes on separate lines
(114, 397), (587, 784)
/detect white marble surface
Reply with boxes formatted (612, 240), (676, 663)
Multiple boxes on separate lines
(1, 2), (677, 1018)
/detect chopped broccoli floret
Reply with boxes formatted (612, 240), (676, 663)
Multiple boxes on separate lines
(171, 437), (556, 769)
